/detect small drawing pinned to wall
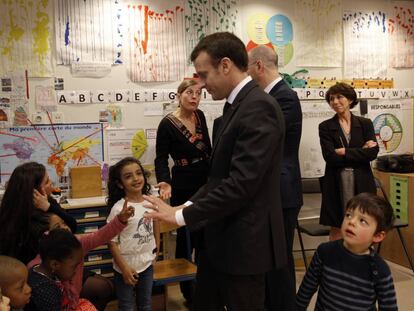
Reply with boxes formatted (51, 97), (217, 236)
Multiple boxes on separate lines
(0, 106), (11, 128)
(54, 78), (64, 91)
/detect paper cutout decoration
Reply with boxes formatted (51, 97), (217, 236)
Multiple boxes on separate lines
(131, 129), (148, 159)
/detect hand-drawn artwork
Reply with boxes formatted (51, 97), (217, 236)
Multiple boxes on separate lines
(247, 13), (271, 44)
(0, 105), (11, 128)
(55, 0), (123, 65)
(295, 0), (342, 67)
(246, 13), (294, 67)
(185, 0), (240, 64)
(343, 11), (389, 78)
(125, 3), (186, 82)
(388, 2), (414, 68)
(0, 0), (53, 77)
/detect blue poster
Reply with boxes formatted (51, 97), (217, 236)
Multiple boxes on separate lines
(266, 14), (293, 46)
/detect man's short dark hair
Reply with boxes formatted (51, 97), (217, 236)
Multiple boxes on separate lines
(346, 192), (394, 233)
(190, 32), (248, 71)
(325, 82), (359, 109)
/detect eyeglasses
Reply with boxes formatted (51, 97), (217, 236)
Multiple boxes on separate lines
(185, 89), (202, 97)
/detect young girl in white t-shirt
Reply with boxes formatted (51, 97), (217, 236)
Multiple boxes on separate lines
(106, 157), (160, 311)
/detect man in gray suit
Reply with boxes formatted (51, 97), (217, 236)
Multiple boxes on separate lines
(248, 45), (303, 311)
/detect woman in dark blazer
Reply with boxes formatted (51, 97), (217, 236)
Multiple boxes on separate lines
(319, 83), (379, 240)
(154, 78), (211, 303)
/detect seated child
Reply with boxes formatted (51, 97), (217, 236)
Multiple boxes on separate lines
(0, 256), (32, 310)
(296, 192), (398, 311)
(27, 202), (133, 311)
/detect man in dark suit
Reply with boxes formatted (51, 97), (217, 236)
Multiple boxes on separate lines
(143, 32), (287, 311)
(248, 45), (303, 311)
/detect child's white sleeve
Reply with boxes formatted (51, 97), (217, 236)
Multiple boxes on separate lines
(107, 199), (123, 223)
(106, 200), (123, 243)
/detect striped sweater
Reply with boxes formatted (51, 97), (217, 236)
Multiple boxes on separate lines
(296, 240), (398, 311)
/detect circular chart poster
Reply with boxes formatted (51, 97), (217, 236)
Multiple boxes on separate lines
(246, 13), (294, 66)
(373, 113), (403, 153)
(266, 14), (293, 46)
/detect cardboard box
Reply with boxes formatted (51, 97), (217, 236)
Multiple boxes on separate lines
(70, 165), (102, 198)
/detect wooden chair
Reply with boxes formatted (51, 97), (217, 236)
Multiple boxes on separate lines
(153, 221), (197, 310)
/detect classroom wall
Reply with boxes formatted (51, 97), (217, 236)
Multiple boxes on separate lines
(25, 0), (414, 129)
(1, 0), (413, 184)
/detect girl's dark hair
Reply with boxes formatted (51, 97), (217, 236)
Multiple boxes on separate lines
(106, 157), (151, 208)
(346, 192), (394, 233)
(38, 229), (81, 262)
(325, 82), (359, 109)
(0, 162), (48, 257)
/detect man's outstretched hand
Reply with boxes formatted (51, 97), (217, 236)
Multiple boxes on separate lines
(143, 195), (180, 225)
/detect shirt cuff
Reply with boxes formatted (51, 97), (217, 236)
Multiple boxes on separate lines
(175, 209), (186, 226)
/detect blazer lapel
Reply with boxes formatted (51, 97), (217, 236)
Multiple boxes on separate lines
(211, 80), (258, 159)
(328, 114), (348, 148)
(348, 113), (362, 147)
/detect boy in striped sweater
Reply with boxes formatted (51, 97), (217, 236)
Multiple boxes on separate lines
(297, 192), (398, 310)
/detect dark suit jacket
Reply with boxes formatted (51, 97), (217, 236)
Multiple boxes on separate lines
(183, 80), (287, 275)
(319, 113), (379, 227)
(212, 116), (222, 144)
(269, 79), (303, 209)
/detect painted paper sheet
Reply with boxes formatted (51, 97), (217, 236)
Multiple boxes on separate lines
(125, 2), (186, 82)
(343, 11), (389, 78)
(0, 0), (53, 77)
(185, 0), (240, 64)
(367, 99), (413, 155)
(389, 2), (414, 68)
(294, 0), (342, 67)
(55, 0), (123, 65)
(299, 101), (335, 178)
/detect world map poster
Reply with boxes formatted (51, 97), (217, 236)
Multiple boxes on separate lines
(0, 123), (104, 185)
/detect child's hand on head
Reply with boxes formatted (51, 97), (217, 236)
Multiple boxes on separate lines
(33, 188), (50, 212)
(117, 199), (135, 224)
(0, 289), (11, 311)
(0, 296), (10, 311)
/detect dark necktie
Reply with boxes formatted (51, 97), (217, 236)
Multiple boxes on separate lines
(223, 101), (231, 116)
